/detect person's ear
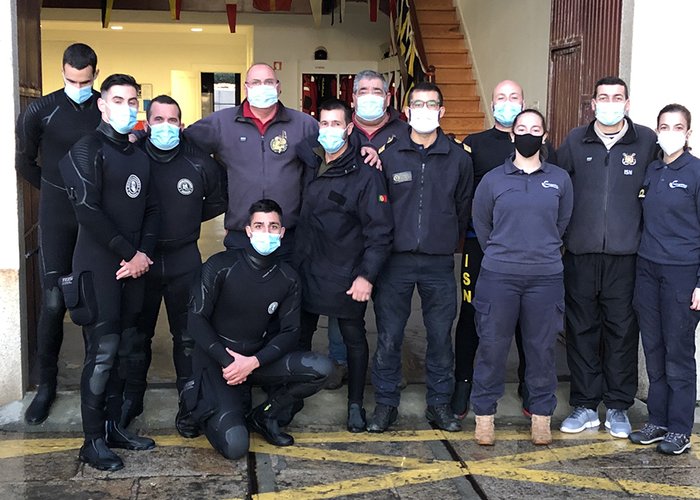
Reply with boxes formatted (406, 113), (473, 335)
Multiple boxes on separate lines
(279, 227), (286, 239)
(245, 226), (252, 238)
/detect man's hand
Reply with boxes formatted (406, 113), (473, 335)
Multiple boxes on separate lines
(222, 348), (260, 385)
(116, 251), (153, 280)
(346, 276), (373, 302)
(691, 288), (700, 311)
(360, 146), (382, 171)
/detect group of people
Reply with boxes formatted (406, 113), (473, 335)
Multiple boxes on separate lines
(15, 42), (700, 472)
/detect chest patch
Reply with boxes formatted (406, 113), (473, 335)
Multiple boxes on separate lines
(125, 174), (141, 199)
(392, 171), (413, 184)
(541, 180), (559, 190)
(623, 169), (633, 176)
(268, 301), (279, 314)
(669, 180), (688, 189)
(622, 153), (637, 166)
(177, 178), (194, 196)
(270, 131), (288, 154)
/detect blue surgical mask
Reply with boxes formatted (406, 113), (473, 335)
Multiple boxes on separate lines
(64, 81), (93, 104)
(109, 104), (138, 134)
(595, 101), (626, 127)
(318, 126), (347, 154)
(250, 231), (281, 256)
(493, 101), (522, 127)
(247, 84), (279, 108)
(149, 122), (181, 150)
(355, 94), (385, 121)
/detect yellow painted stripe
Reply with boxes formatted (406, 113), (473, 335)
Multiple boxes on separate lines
(292, 429), (448, 444)
(0, 438), (84, 459)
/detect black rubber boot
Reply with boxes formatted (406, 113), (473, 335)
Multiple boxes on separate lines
(105, 420), (156, 450)
(78, 438), (124, 471)
(25, 384), (57, 425)
(247, 404), (294, 447)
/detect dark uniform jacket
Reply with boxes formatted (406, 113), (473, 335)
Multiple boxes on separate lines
(557, 117), (657, 255)
(638, 151), (700, 285)
(351, 107), (409, 149)
(184, 100), (318, 231)
(379, 128), (474, 255)
(295, 137), (394, 318)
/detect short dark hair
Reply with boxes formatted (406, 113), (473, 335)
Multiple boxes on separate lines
(513, 108), (548, 133)
(248, 199), (283, 224)
(657, 103), (692, 130)
(100, 73), (140, 96)
(408, 81), (443, 106)
(593, 76), (628, 99)
(146, 94), (182, 121)
(62, 43), (97, 73)
(318, 98), (352, 124)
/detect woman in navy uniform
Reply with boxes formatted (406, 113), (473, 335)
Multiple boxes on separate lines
(471, 109), (573, 446)
(630, 104), (700, 455)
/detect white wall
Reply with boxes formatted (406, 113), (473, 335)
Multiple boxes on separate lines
(0, 0), (24, 405)
(627, 0), (700, 151)
(454, 0), (552, 124)
(41, 5), (389, 120)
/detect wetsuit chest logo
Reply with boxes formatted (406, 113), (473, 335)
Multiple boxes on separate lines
(268, 301), (279, 314)
(125, 174), (142, 199)
(177, 178), (194, 196)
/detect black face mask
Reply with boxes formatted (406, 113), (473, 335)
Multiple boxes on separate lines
(513, 133), (543, 158)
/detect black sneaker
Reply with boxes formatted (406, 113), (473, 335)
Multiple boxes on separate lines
(105, 420), (156, 451)
(347, 403), (366, 433)
(175, 404), (201, 439)
(248, 405), (294, 446)
(657, 432), (691, 455)
(629, 423), (667, 445)
(79, 438), (124, 471)
(366, 404), (398, 433)
(450, 380), (471, 419)
(426, 404), (462, 432)
(24, 384), (56, 425)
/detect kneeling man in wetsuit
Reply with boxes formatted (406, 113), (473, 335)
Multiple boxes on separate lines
(185, 199), (332, 459)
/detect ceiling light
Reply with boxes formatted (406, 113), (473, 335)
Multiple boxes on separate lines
(110, 25), (123, 30)
(191, 27), (203, 32)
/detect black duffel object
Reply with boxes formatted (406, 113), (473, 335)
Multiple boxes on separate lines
(59, 271), (97, 326)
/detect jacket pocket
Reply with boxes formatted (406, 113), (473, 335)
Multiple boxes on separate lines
(60, 271), (97, 326)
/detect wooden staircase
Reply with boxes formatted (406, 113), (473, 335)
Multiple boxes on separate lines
(413, 0), (485, 139)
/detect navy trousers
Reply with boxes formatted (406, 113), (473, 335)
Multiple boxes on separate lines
(372, 253), (457, 407)
(470, 269), (564, 416)
(634, 257), (699, 435)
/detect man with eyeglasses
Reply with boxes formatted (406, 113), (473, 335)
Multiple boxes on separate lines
(184, 63), (318, 258)
(367, 81), (474, 433)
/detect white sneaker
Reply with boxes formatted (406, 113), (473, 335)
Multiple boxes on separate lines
(560, 407), (600, 433)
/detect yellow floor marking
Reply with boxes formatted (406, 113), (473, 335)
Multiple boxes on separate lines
(2, 431), (700, 499)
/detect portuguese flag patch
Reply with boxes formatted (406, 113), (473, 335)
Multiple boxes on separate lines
(378, 194), (388, 203)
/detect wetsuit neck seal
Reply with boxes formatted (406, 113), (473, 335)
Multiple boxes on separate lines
(244, 245), (278, 271)
(144, 138), (181, 163)
(97, 120), (130, 146)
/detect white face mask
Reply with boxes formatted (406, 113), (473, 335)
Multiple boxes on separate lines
(594, 101), (626, 127)
(657, 130), (687, 157)
(409, 107), (440, 134)
(247, 84), (278, 108)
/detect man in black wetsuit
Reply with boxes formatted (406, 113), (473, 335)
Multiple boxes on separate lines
(185, 199), (331, 460)
(15, 43), (101, 424)
(59, 74), (159, 471)
(120, 95), (228, 435)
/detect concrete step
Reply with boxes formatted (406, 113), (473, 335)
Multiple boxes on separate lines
(424, 38), (466, 53)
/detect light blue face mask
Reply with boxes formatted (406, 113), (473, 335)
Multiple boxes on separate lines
(250, 231), (281, 256)
(493, 101), (522, 127)
(109, 104), (138, 134)
(355, 94), (385, 121)
(247, 84), (279, 108)
(594, 101), (626, 127)
(149, 122), (181, 150)
(64, 82), (93, 104)
(318, 126), (347, 154)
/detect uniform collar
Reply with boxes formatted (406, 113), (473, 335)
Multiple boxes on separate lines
(583, 116), (639, 146)
(656, 149), (694, 171)
(397, 127), (451, 155)
(503, 154), (551, 174)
